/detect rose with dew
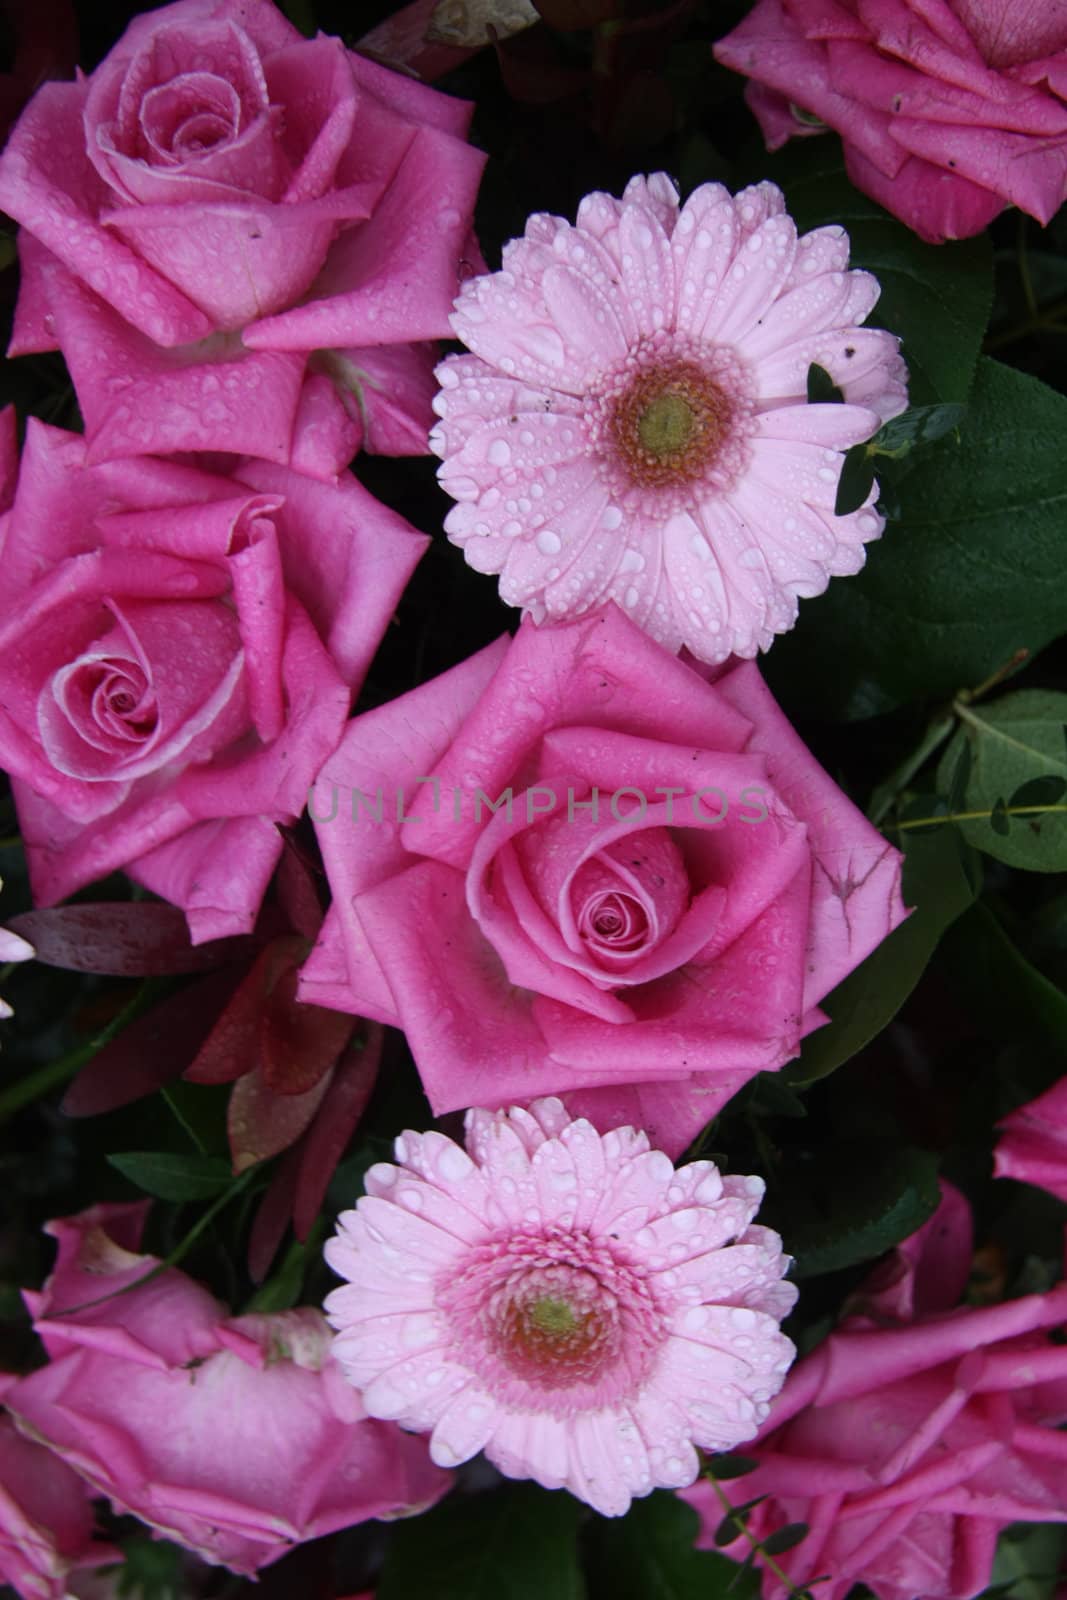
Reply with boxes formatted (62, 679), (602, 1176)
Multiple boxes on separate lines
(0, 1378), (117, 1600)
(0, 417), (426, 942)
(683, 1183), (1067, 1600)
(0, 0), (486, 472)
(432, 174), (906, 665)
(714, 0), (1067, 244)
(299, 605), (906, 1158)
(326, 1098), (797, 1517)
(5, 1203), (451, 1577)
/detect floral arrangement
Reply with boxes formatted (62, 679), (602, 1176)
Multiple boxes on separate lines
(1, 1), (1066, 1598)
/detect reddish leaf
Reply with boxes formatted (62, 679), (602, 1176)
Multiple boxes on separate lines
(228, 1064), (332, 1174)
(356, 0), (474, 80)
(247, 1149), (300, 1283)
(275, 837), (325, 943)
(260, 966), (355, 1096)
(61, 968), (239, 1116)
(184, 937), (305, 1086)
(293, 1024), (383, 1239)
(10, 904), (251, 976)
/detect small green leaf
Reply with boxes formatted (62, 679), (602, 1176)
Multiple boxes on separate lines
(990, 796), (1010, 835)
(806, 363), (843, 404)
(869, 402), (966, 457)
(834, 444), (877, 516)
(107, 1151), (233, 1202)
(712, 1500), (766, 1547)
(714, 1514), (744, 1547)
(784, 1141), (941, 1279)
(1010, 775), (1067, 808)
(761, 1524), (809, 1557)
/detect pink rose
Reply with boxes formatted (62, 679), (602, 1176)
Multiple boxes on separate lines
(299, 606), (905, 1156)
(5, 1203), (451, 1576)
(714, 0), (1067, 242)
(996, 1075), (1067, 1203)
(0, 0), (486, 471)
(0, 418), (426, 941)
(0, 1379), (117, 1600)
(684, 1184), (1067, 1600)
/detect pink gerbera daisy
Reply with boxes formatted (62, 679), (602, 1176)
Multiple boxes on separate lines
(324, 1098), (796, 1516)
(431, 175), (908, 663)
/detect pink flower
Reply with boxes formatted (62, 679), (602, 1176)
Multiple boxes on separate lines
(0, 0), (486, 471)
(325, 1098), (796, 1517)
(683, 1184), (1067, 1600)
(0, 418), (425, 941)
(5, 1203), (451, 1576)
(714, 1), (1067, 244)
(0, 1379), (117, 1600)
(300, 605), (906, 1158)
(431, 175), (905, 665)
(995, 1076), (1067, 1203)
(0, 877), (34, 1027)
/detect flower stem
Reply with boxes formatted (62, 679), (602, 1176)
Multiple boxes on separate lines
(0, 980), (156, 1123)
(702, 1468), (816, 1599)
(891, 803), (1067, 833)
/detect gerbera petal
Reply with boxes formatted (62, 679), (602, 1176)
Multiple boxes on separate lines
(699, 213), (800, 345)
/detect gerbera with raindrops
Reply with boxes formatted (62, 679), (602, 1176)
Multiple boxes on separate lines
(325, 1099), (796, 1518)
(432, 175), (907, 663)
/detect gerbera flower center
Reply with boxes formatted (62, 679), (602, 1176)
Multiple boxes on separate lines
(435, 1226), (667, 1412)
(609, 360), (734, 490)
(492, 1264), (617, 1385)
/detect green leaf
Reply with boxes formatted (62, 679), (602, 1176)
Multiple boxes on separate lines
(585, 1492), (757, 1600)
(115, 1533), (186, 1600)
(765, 358), (1067, 718)
(937, 690), (1067, 870)
(107, 1150), (233, 1202)
(754, 143), (993, 406)
(785, 1140), (941, 1279)
(378, 1484), (585, 1600)
(244, 1227), (323, 1314)
(806, 363), (843, 404)
(834, 444), (877, 516)
(784, 826), (978, 1085)
(939, 903), (1067, 1056)
(1011, 775), (1067, 808)
(761, 1524), (809, 1557)
(989, 1521), (1066, 1600)
(869, 402), (966, 457)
